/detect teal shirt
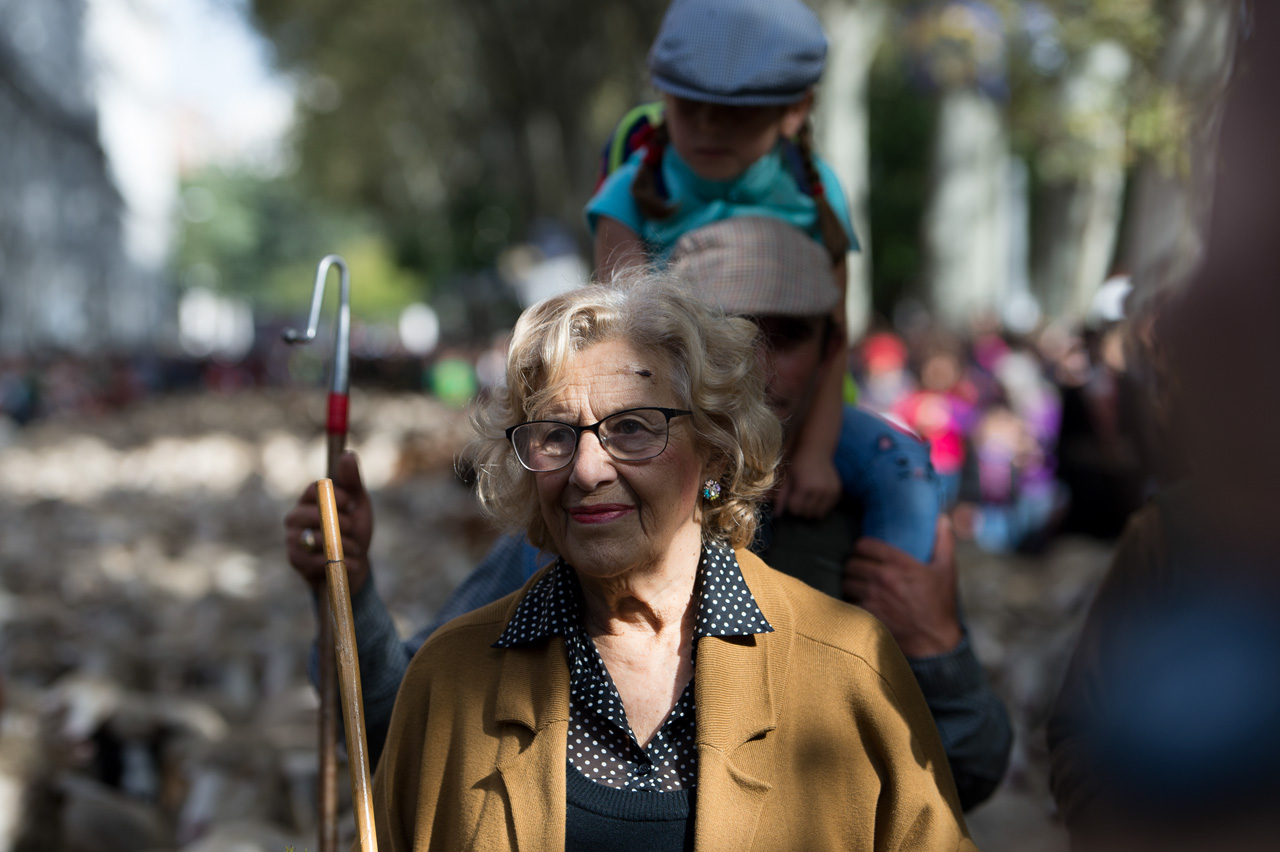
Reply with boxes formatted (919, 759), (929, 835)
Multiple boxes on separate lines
(585, 144), (859, 264)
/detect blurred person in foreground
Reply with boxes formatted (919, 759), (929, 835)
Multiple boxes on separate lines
(1047, 5), (1280, 849)
(285, 219), (1012, 812)
(368, 271), (975, 848)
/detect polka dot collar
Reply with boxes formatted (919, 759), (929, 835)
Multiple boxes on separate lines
(491, 541), (770, 792)
(493, 540), (773, 648)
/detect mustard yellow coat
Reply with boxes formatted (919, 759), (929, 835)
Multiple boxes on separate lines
(370, 549), (979, 851)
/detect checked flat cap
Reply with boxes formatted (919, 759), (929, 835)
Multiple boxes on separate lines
(669, 217), (839, 318)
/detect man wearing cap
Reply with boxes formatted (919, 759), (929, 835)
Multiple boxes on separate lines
(671, 219), (1012, 812)
(285, 219), (1012, 811)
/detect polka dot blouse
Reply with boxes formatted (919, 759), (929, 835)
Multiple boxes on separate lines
(493, 540), (773, 792)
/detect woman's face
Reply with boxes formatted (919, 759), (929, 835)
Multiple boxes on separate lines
(663, 94), (810, 182)
(532, 337), (707, 581)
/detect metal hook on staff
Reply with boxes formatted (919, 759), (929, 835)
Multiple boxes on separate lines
(283, 254), (375, 852)
(284, 254), (351, 477)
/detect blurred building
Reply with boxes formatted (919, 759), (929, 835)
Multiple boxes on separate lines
(0, 0), (175, 356)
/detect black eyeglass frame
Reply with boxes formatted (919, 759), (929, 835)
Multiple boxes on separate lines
(505, 406), (694, 472)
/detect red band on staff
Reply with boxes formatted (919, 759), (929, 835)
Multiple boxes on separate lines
(326, 392), (349, 435)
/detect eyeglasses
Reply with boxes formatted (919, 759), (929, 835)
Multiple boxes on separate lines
(506, 407), (693, 472)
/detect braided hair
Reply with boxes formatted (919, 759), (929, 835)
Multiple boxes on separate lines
(794, 119), (851, 266)
(629, 121), (678, 221)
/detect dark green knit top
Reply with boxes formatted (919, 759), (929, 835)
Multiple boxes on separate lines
(564, 763), (694, 852)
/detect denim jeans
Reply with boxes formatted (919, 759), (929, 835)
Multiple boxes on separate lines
(834, 405), (943, 564)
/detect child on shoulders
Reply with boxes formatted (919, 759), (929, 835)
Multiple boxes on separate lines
(585, 0), (858, 518)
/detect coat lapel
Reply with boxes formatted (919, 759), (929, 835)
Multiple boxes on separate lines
(483, 553), (792, 852)
(692, 550), (793, 852)
(493, 636), (570, 852)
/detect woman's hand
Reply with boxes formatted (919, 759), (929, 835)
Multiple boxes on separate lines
(283, 450), (374, 594)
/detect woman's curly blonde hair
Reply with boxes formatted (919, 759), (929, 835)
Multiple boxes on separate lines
(466, 269), (781, 551)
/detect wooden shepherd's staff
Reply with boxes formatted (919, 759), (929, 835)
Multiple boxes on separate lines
(315, 477), (378, 851)
(283, 255), (375, 852)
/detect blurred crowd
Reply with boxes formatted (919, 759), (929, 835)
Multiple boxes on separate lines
(0, 331), (512, 435)
(3, 290), (1151, 561)
(852, 289), (1149, 556)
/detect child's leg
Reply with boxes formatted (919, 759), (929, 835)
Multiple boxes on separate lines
(779, 330), (846, 518)
(778, 263), (851, 519)
(835, 405), (942, 564)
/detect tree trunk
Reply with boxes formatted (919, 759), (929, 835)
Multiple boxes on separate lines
(1031, 41), (1131, 321)
(924, 89), (1011, 329)
(814, 0), (889, 340)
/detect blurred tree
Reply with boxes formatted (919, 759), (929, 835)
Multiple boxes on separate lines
(863, 42), (936, 320)
(840, 0), (1234, 327)
(812, 0), (891, 339)
(240, 0), (1233, 332)
(175, 166), (424, 322)
(246, 0), (666, 285)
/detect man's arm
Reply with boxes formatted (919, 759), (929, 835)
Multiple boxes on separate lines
(905, 628), (1014, 810)
(338, 532), (542, 768)
(845, 517), (1013, 810)
(408, 532), (545, 642)
(291, 483), (541, 770)
(338, 573), (417, 771)
(286, 450), (411, 762)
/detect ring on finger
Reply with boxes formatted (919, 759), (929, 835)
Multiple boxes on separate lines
(301, 528), (319, 553)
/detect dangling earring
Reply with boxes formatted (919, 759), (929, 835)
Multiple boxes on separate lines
(703, 480), (721, 501)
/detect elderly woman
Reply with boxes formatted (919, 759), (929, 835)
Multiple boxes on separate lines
(370, 274), (976, 851)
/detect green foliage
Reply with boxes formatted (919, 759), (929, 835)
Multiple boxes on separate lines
(1005, 0), (1179, 178)
(883, 0), (1182, 180)
(860, 0), (1204, 310)
(1127, 85), (1194, 176)
(235, 0), (1222, 324)
(257, 234), (427, 321)
(175, 167), (427, 322)
(246, 0), (668, 280)
(866, 40), (937, 316)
